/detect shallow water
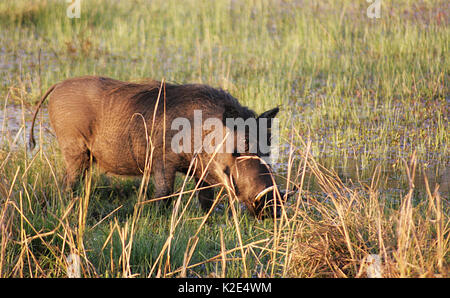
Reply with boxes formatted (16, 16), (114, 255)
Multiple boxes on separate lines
(0, 104), (52, 149)
(273, 137), (449, 196)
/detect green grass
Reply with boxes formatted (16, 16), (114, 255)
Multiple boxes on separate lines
(0, 0), (448, 277)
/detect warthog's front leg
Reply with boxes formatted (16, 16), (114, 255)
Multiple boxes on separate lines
(196, 179), (215, 212)
(152, 165), (176, 207)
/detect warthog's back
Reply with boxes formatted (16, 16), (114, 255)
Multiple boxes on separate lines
(47, 76), (252, 176)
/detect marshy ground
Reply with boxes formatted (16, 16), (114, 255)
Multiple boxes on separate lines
(0, 0), (448, 277)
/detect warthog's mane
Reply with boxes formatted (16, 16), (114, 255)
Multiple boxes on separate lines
(104, 78), (257, 123)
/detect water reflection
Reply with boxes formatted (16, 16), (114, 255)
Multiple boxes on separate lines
(0, 104), (51, 148)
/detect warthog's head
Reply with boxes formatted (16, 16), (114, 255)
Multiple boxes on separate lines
(226, 154), (283, 219)
(203, 105), (283, 219)
(170, 89), (284, 218)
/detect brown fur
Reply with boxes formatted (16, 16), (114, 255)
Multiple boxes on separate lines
(29, 76), (280, 218)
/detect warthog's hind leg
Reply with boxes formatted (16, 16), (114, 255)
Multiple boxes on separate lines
(61, 143), (92, 192)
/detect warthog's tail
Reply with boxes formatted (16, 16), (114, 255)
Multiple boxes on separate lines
(28, 84), (58, 150)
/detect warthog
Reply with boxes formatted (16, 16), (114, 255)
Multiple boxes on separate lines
(29, 76), (283, 218)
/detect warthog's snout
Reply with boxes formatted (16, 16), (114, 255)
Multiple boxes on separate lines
(252, 186), (285, 219)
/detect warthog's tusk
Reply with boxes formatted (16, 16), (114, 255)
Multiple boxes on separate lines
(254, 186), (276, 203)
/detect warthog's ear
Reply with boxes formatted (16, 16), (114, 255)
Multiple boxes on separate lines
(255, 107), (279, 156)
(257, 107), (279, 120)
(257, 107), (279, 134)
